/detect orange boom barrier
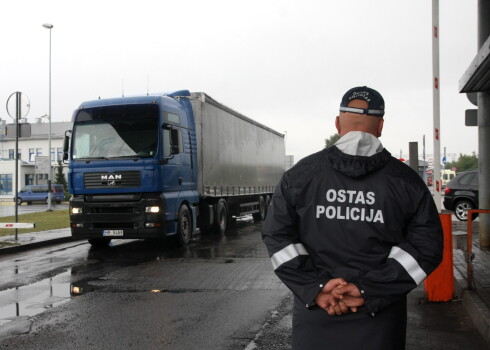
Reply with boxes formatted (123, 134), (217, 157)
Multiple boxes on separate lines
(424, 213), (454, 302)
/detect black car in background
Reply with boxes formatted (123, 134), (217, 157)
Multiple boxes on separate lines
(443, 170), (479, 221)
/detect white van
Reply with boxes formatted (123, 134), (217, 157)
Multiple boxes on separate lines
(441, 169), (456, 188)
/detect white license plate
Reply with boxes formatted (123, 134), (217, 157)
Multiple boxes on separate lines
(103, 230), (124, 237)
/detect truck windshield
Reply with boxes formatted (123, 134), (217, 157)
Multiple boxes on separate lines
(72, 104), (159, 160)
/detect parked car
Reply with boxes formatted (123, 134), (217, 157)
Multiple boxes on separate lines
(443, 170), (478, 221)
(16, 184), (65, 205)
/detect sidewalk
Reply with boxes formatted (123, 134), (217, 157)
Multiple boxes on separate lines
(0, 221), (489, 346)
(452, 220), (490, 345)
(0, 228), (74, 255)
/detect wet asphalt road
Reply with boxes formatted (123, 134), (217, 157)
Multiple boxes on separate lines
(0, 218), (289, 350)
(0, 217), (488, 349)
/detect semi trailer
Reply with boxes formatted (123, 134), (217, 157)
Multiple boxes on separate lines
(64, 90), (285, 247)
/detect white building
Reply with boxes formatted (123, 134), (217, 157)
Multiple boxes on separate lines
(0, 120), (72, 201)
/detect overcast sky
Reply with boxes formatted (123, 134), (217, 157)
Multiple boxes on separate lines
(1, 0), (479, 163)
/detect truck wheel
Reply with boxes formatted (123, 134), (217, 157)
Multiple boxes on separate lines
(177, 205), (192, 245)
(215, 199), (228, 235)
(88, 238), (111, 248)
(252, 196), (266, 222)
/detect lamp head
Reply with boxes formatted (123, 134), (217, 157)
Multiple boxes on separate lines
(42, 23), (53, 29)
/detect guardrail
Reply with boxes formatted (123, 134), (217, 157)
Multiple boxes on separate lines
(466, 209), (490, 289)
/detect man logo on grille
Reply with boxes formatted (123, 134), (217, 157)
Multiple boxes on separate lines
(101, 174), (122, 180)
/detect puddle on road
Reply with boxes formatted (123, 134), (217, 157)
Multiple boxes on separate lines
(0, 270), (73, 327)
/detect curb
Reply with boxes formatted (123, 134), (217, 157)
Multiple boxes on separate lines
(0, 236), (82, 256)
(454, 269), (490, 346)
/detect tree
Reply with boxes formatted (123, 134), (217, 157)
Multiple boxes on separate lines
(325, 133), (340, 148)
(55, 160), (68, 192)
(444, 152), (478, 173)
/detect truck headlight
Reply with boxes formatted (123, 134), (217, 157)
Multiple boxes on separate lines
(71, 207), (82, 215)
(145, 206), (160, 213)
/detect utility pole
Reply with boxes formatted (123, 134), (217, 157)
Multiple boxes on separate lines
(477, 0), (490, 246)
(432, 0), (442, 211)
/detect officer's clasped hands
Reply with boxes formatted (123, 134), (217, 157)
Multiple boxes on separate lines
(314, 278), (365, 316)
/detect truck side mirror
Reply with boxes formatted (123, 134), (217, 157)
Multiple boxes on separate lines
(63, 131), (71, 163)
(170, 129), (180, 155)
(163, 124), (180, 156)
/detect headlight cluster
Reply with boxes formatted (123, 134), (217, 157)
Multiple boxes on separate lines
(70, 207), (82, 215)
(145, 206), (161, 213)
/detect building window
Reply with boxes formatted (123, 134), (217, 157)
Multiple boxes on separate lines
(9, 149), (21, 160)
(36, 173), (48, 184)
(57, 148), (63, 162)
(36, 148), (42, 157)
(51, 148), (55, 162)
(25, 174), (34, 186)
(29, 148), (35, 162)
(0, 174), (12, 195)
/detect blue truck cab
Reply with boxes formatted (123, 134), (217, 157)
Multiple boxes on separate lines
(67, 91), (199, 246)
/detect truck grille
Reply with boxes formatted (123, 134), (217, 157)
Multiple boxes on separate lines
(93, 222), (134, 229)
(84, 171), (141, 189)
(92, 207), (134, 214)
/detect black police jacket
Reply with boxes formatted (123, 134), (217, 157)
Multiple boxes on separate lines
(262, 145), (443, 349)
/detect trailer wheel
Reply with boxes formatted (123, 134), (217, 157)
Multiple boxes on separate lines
(177, 205), (192, 245)
(88, 238), (111, 248)
(252, 196), (266, 222)
(215, 199), (228, 235)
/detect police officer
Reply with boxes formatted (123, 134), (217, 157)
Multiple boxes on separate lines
(262, 86), (443, 350)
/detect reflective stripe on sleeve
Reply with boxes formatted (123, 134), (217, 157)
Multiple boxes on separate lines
(388, 246), (427, 285)
(271, 243), (309, 270)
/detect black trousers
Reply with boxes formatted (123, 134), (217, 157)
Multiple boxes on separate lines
(292, 296), (407, 350)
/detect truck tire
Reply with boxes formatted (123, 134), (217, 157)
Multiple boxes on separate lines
(88, 238), (111, 248)
(215, 199), (228, 235)
(252, 196), (266, 222)
(176, 205), (192, 245)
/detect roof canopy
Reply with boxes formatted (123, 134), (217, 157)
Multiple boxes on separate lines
(459, 34), (490, 93)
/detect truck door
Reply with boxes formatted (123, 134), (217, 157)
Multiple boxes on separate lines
(162, 115), (186, 226)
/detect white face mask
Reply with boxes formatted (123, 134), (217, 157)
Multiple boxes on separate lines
(334, 131), (384, 156)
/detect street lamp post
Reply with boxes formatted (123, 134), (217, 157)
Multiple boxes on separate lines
(42, 23), (53, 211)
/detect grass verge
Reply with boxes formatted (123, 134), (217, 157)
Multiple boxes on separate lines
(0, 210), (69, 237)
(0, 241), (20, 248)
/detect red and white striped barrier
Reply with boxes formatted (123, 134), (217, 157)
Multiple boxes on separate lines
(0, 223), (35, 229)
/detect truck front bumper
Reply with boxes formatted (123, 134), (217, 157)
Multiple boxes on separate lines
(69, 193), (173, 239)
